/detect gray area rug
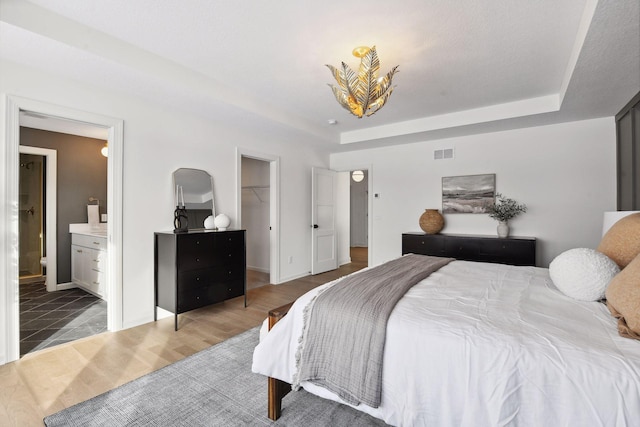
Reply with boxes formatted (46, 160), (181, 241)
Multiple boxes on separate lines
(44, 327), (387, 426)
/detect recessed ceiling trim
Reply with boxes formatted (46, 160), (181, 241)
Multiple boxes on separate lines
(340, 94), (561, 144)
(0, 0), (331, 143)
(558, 0), (599, 106)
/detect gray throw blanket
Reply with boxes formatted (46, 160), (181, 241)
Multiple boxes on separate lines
(294, 254), (453, 408)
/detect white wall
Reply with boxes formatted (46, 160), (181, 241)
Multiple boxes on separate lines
(331, 117), (617, 267)
(1, 60), (329, 334)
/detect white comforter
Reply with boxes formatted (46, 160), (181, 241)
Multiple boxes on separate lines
(252, 260), (640, 426)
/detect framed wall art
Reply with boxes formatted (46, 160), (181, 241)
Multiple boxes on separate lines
(442, 174), (495, 214)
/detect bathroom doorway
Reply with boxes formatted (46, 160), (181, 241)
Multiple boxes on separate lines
(18, 127), (109, 356)
(3, 95), (124, 364)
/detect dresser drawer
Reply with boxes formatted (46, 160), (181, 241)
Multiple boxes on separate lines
(177, 268), (219, 292)
(226, 280), (244, 299)
(177, 285), (228, 313)
(445, 237), (482, 260)
(214, 231), (245, 251)
(402, 234), (445, 255)
(477, 239), (535, 266)
(177, 234), (215, 270)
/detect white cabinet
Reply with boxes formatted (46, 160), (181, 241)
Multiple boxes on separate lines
(71, 233), (108, 300)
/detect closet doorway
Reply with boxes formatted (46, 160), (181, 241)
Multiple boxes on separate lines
(236, 148), (280, 286)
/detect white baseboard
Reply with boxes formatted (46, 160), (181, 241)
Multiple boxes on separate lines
(56, 282), (76, 291)
(338, 257), (351, 266)
(247, 266), (270, 273)
(123, 314), (154, 331)
(276, 271), (310, 284)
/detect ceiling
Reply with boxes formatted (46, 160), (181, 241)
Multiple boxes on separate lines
(1, 0), (638, 151)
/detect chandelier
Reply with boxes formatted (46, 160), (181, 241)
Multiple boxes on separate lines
(326, 46), (399, 118)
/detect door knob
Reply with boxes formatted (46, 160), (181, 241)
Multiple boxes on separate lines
(313, 224), (319, 229)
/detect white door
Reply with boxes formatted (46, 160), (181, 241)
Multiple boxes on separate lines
(311, 167), (337, 274)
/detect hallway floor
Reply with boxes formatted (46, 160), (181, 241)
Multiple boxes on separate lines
(19, 282), (107, 357)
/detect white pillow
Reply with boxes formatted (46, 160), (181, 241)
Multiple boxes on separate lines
(549, 248), (620, 301)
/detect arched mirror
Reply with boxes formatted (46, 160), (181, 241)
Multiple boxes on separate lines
(173, 168), (216, 230)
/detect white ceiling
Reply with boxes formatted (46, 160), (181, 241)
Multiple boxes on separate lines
(1, 0), (638, 151)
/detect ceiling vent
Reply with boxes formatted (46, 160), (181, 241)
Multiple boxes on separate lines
(434, 148), (454, 160)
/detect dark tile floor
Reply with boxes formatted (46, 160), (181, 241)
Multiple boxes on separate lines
(20, 281), (107, 356)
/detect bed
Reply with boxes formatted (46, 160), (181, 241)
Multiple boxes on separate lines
(252, 219), (640, 426)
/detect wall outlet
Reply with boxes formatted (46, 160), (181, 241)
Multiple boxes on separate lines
(101, 214), (108, 222)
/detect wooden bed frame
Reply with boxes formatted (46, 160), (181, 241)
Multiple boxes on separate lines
(266, 302), (294, 420)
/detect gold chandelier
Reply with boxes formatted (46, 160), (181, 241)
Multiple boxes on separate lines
(326, 46), (399, 118)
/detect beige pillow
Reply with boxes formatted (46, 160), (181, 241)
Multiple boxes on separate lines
(598, 213), (640, 268)
(606, 253), (640, 340)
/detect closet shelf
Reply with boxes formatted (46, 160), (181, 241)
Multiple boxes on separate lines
(242, 185), (270, 203)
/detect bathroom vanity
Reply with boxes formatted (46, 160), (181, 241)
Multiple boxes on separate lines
(70, 224), (108, 300)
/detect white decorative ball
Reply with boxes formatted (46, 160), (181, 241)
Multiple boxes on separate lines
(549, 248), (620, 301)
(213, 214), (231, 231)
(203, 215), (215, 229)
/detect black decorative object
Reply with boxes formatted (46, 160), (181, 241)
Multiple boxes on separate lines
(173, 206), (188, 233)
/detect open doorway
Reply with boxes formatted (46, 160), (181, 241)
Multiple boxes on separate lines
(350, 170), (369, 268)
(236, 148), (280, 286)
(241, 157), (271, 290)
(18, 153), (46, 282)
(18, 127), (109, 356)
(3, 96), (124, 364)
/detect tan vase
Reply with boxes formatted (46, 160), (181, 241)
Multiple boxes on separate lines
(419, 209), (444, 234)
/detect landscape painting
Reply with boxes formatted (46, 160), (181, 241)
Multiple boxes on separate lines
(442, 174), (495, 214)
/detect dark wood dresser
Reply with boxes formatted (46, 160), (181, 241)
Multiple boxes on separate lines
(154, 229), (246, 330)
(402, 232), (536, 266)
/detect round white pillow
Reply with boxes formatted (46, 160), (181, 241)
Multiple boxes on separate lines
(549, 248), (620, 301)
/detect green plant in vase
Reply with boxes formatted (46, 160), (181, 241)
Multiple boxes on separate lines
(486, 193), (527, 238)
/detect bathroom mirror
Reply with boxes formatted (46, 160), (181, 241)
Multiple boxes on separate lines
(172, 168), (216, 230)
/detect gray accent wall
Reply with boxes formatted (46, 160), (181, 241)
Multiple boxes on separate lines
(20, 127), (107, 284)
(616, 91), (640, 210)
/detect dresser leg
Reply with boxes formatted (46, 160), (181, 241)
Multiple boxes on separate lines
(174, 314), (178, 331)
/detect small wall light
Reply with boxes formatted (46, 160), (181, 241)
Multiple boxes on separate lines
(352, 170), (365, 182)
(101, 143), (108, 157)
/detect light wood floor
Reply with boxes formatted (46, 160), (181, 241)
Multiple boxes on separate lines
(0, 248), (368, 426)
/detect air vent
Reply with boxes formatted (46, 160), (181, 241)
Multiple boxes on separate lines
(434, 148), (454, 160)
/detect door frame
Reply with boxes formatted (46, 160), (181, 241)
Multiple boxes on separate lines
(2, 95), (124, 364)
(18, 145), (57, 291)
(235, 147), (281, 285)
